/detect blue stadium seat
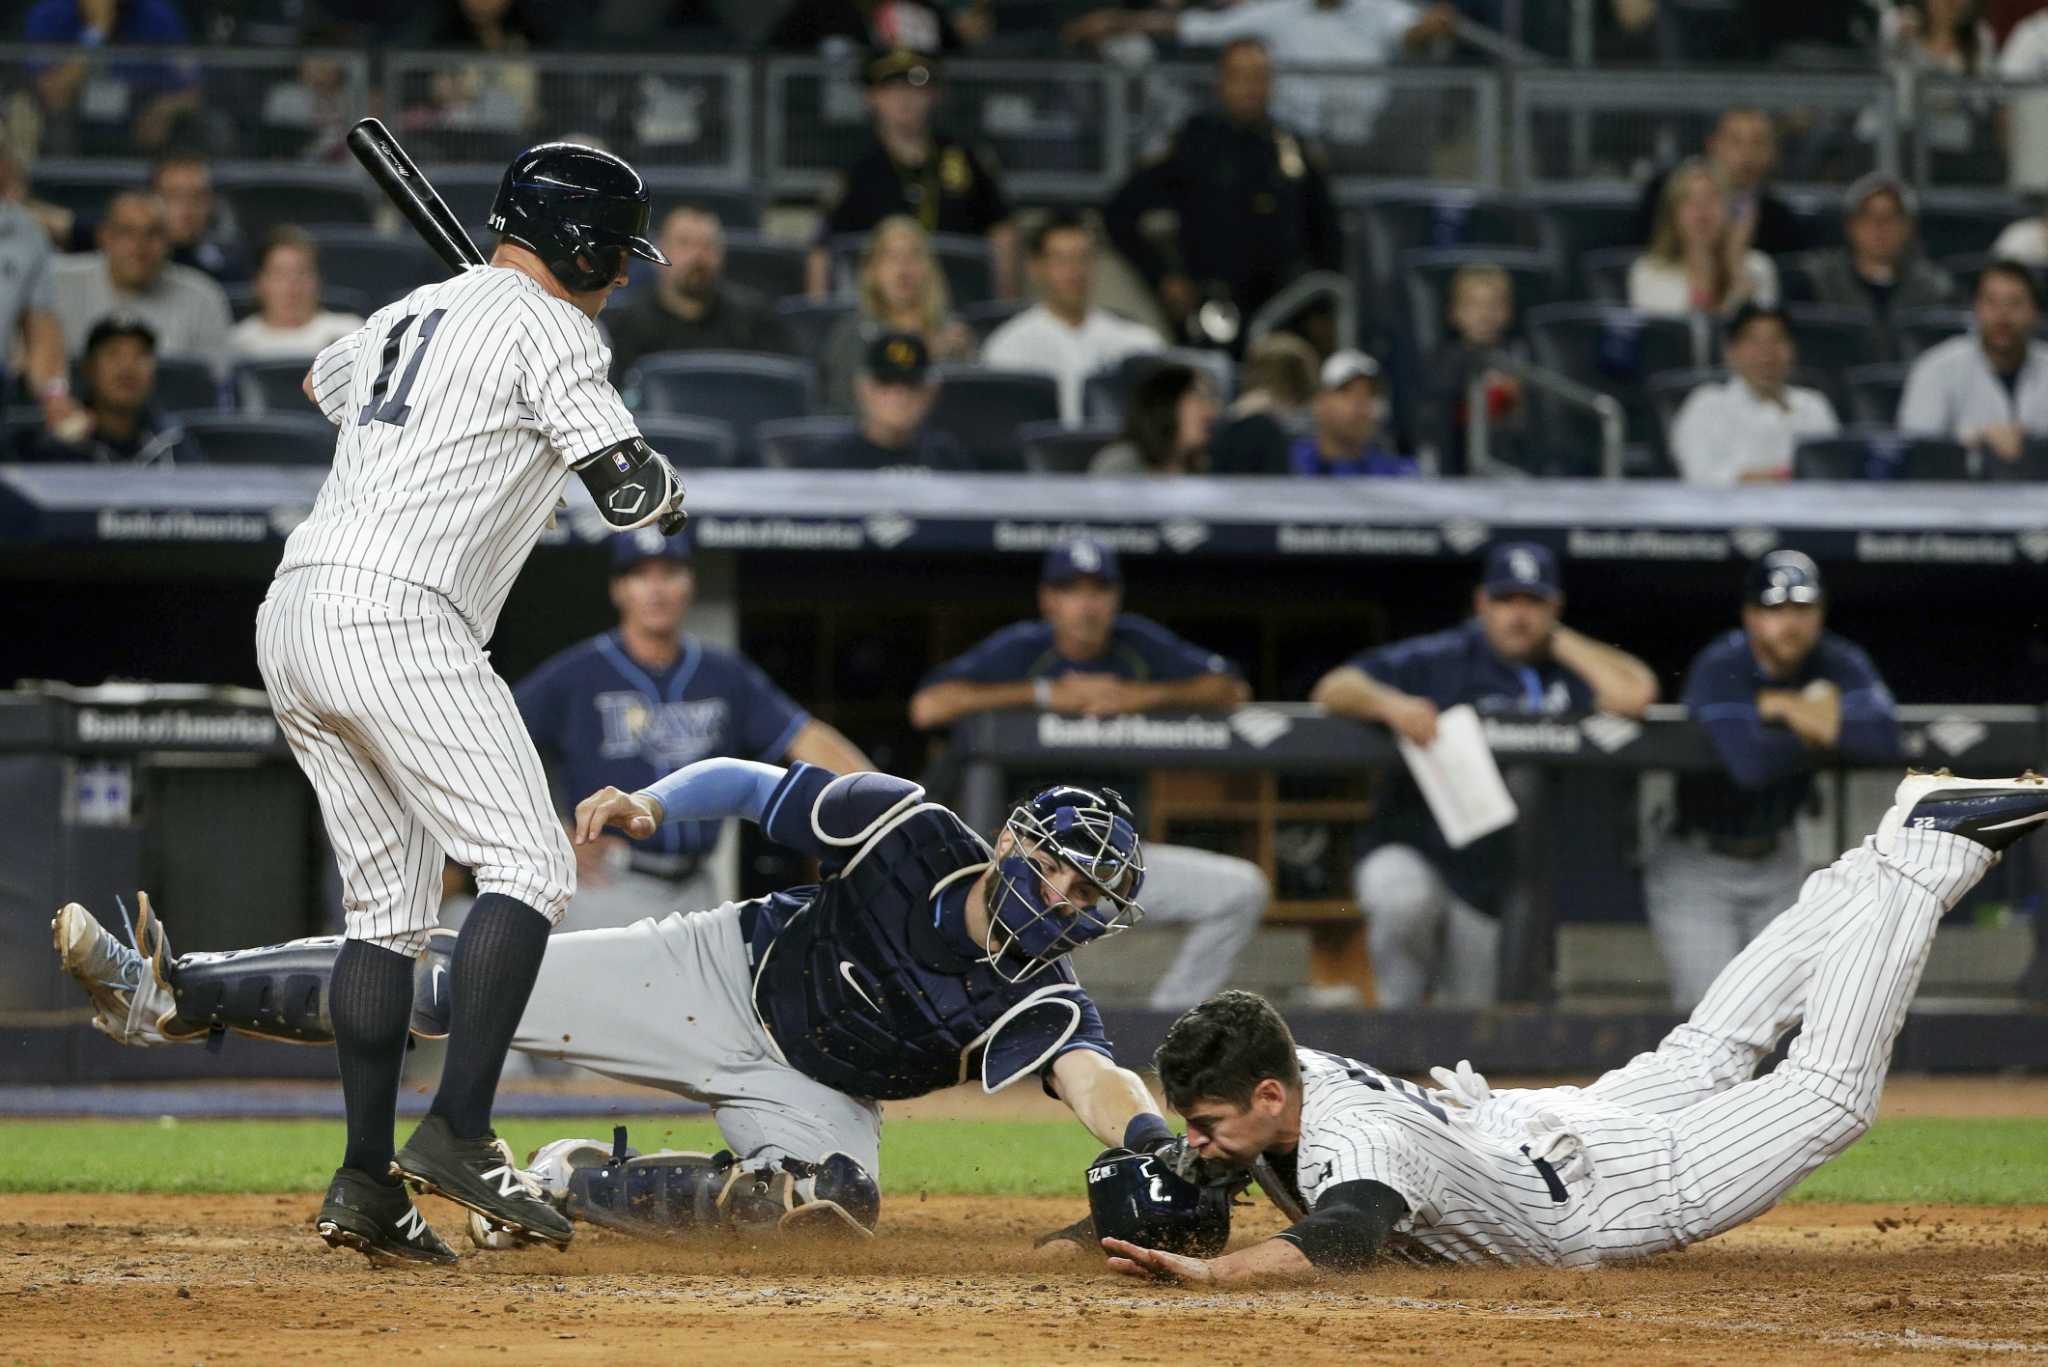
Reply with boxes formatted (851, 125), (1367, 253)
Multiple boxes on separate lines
(924, 367), (1058, 471)
(155, 358), (227, 414)
(233, 360), (324, 417)
(1777, 305), (1887, 375)
(633, 414), (744, 470)
(180, 413), (337, 466)
(1398, 247), (1556, 359)
(217, 172), (375, 243)
(1577, 246), (1641, 306)
(721, 233), (811, 301)
(1844, 363), (1910, 427)
(1524, 304), (1702, 474)
(755, 417), (865, 470)
(224, 283), (370, 323)
(1354, 193), (1546, 291)
(1018, 420), (1117, 474)
(1077, 348), (1235, 431)
(1916, 203), (2019, 263)
(959, 298), (1029, 345)
(1793, 430), (1970, 481)
(302, 226), (447, 304)
(772, 297), (857, 365)
(1987, 440), (2048, 482)
(1530, 191), (1642, 296)
(623, 352), (815, 456)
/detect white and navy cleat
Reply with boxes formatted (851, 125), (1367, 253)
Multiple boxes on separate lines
(51, 894), (201, 1046)
(1877, 770), (2048, 856)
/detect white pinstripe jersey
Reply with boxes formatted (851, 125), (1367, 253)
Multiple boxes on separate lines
(283, 265), (639, 641)
(1290, 1048), (1602, 1266)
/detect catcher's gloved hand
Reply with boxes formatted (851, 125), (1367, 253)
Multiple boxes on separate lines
(1428, 1058), (1492, 1112)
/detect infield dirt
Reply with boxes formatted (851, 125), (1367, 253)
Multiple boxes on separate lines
(5, 1191), (2046, 1364)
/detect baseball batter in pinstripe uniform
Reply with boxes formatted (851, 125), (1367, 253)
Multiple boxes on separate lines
(246, 142), (685, 1265)
(1094, 772), (2048, 1282)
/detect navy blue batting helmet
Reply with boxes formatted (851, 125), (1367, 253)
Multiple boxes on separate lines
(489, 142), (669, 292)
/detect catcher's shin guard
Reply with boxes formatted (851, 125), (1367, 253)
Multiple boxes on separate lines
(170, 929), (454, 1046)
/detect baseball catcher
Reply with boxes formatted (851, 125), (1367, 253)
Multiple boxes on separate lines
(55, 760), (1196, 1262)
(1056, 772), (2048, 1280)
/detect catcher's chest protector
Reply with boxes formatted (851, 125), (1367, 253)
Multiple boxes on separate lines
(753, 806), (1086, 1100)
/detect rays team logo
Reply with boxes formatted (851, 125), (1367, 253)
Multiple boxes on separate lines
(1924, 715), (1988, 757)
(1159, 519), (1209, 553)
(1228, 707), (1293, 749)
(1730, 525), (1780, 559)
(1579, 713), (1642, 754)
(2018, 530), (2048, 564)
(1440, 518), (1490, 555)
(595, 692), (732, 768)
(864, 513), (917, 549)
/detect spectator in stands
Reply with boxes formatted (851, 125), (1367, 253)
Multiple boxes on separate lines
(1997, 6), (2048, 191)
(1310, 542), (1658, 1007)
(1649, 551), (1897, 1009)
(1089, 362), (1218, 476)
(1419, 261), (1529, 476)
(815, 331), (969, 471)
(820, 215), (973, 413)
(0, 117), (92, 252)
(604, 206), (794, 383)
(1289, 351), (1417, 476)
(229, 228), (363, 363)
(1669, 305), (1839, 486)
(149, 153), (248, 285)
(1209, 331), (1318, 474)
(1629, 158), (1779, 318)
(12, 317), (201, 466)
(0, 173), (76, 436)
(1634, 109), (1808, 257)
(1064, 0), (1459, 147)
(1883, 2), (2000, 185)
(1104, 39), (1344, 349)
(808, 50), (1015, 301)
(50, 191), (233, 379)
(979, 213), (1162, 426)
(26, 0), (202, 155)
(1807, 174), (1955, 352)
(1990, 194), (2048, 263)
(771, 0), (965, 52)
(908, 534), (1269, 1011)
(403, 0), (547, 139)
(1898, 261), (2048, 466)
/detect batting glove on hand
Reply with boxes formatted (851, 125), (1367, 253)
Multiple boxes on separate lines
(1427, 1059), (1492, 1112)
(655, 454), (687, 535)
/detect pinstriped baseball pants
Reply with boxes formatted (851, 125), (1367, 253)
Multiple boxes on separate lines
(257, 564), (574, 956)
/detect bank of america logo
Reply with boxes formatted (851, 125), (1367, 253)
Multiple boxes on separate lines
(1580, 713), (1641, 754)
(1229, 708), (1293, 749)
(1440, 519), (1490, 554)
(2018, 530), (2048, 564)
(1925, 716), (1987, 757)
(864, 513), (915, 548)
(1159, 519), (1210, 553)
(1730, 525), (1779, 559)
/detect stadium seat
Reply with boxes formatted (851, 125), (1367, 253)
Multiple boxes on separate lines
(1793, 430), (1971, 481)
(1774, 253), (1820, 306)
(958, 298), (1029, 345)
(1895, 309), (1972, 359)
(1526, 304), (1703, 389)
(155, 358), (227, 414)
(1577, 246), (1641, 306)
(721, 233), (811, 301)
(1844, 364), (1911, 427)
(1778, 305), (1886, 374)
(663, 189), (765, 233)
(1398, 247), (1556, 359)
(772, 297), (856, 364)
(1018, 420), (1118, 474)
(1986, 440), (2048, 481)
(302, 226), (447, 302)
(29, 167), (141, 221)
(1530, 191), (1642, 296)
(1354, 193), (1545, 290)
(217, 172), (374, 243)
(623, 352), (815, 455)
(1784, 193), (1844, 256)
(754, 417), (863, 470)
(180, 413), (337, 466)
(223, 284), (370, 323)
(1917, 203), (2019, 263)
(417, 168), (506, 233)
(233, 360), (324, 417)
(634, 414), (744, 470)
(1079, 349), (1236, 428)
(924, 368), (1058, 471)
(1939, 252), (1998, 303)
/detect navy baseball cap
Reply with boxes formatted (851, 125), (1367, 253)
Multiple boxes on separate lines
(1041, 535), (1121, 586)
(1745, 549), (1823, 607)
(610, 525), (693, 573)
(863, 330), (932, 385)
(1480, 541), (1561, 600)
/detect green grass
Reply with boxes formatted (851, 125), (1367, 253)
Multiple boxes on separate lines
(0, 1115), (2041, 1203)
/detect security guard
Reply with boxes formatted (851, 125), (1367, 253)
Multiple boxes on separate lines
(1103, 36), (1343, 347)
(514, 528), (872, 930)
(1310, 543), (1659, 1007)
(1648, 551), (1899, 1009)
(809, 48), (1015, 298)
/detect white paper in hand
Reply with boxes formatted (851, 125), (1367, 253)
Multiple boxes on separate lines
(1394, 704), (1518, 849)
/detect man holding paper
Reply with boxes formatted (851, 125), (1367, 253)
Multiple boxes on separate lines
(1309, 543), (1658, 1007)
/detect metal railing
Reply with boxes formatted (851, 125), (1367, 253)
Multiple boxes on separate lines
(1468, 352), (1626, 479)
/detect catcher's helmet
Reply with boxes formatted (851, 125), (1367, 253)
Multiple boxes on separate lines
(489, 142), (669, 292)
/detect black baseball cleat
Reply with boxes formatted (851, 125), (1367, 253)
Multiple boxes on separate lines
(393, 1115), (575, 1247)
(1877, 770), (2048, 855)
(316, 1166), (459, 1267)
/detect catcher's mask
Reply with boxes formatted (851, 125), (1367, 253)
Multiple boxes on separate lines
(985, 784), (1145, 981)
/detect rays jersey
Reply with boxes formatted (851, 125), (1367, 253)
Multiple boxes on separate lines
(288, 265), (639, 640)
(739, 763), (1114, 1102)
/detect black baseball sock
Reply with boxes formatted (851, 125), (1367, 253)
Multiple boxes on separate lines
(429, 893), (551, 1140)
(330, 939), (417, 1183)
